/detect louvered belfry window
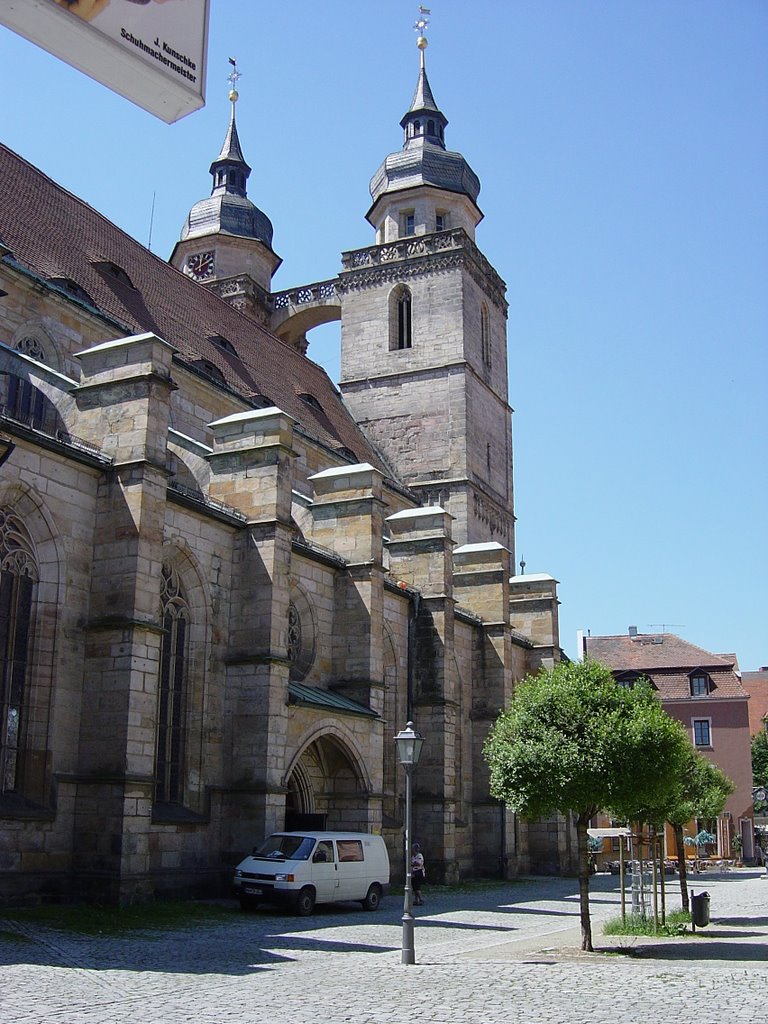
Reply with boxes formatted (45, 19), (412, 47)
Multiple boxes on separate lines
(0, 509), (38, 794)
(155, 564), (189, 804)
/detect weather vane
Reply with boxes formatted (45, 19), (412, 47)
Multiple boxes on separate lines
(414, 5), (431, 40)
(227, 57), (241, 102)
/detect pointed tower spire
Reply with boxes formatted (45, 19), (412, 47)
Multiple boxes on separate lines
(209, 58), (251, 199)
(367, 9), (481, 236)
(400, 8), (447, 148)
(173, 58), (281, 295)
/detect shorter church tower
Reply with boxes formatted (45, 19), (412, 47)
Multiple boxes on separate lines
(170, 63), (281, 326)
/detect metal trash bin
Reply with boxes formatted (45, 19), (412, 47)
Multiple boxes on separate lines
(691, 891), (710, 928)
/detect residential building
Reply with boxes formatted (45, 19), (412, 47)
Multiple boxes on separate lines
(583, 630), (754, 858)
(741, 667), (768, 735)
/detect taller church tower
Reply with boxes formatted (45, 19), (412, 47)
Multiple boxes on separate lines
(338, 27), (515, 551)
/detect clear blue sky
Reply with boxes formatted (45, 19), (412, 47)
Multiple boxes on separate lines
(1, 1), (766, 668)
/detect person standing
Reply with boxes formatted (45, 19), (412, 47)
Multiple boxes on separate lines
(411, 842), (425, 905)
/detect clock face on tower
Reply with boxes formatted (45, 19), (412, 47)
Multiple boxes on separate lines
(187, 250), (216, 280)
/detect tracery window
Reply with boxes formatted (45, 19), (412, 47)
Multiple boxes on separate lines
(287, 603), (302, 665)
(287, 591), (316, 682)
(0, 509), (38, 794)
(14, 337), (46, 362)
(155, 564), (189, 805)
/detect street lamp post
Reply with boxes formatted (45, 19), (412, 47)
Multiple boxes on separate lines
(394, 721), (424, 965)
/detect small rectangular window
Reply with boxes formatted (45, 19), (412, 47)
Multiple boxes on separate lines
(690, 673), (709, 696)
(401, 211), (415, 237)
(693, 719), (711, 747)
(336, 839), (364, 862)
(436, 214), (445, 231)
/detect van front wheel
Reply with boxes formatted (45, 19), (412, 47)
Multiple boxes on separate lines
(362, 883), (382, 911)
(295, 887), (316, 916)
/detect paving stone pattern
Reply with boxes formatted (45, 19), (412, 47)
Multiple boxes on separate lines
(1, 871), (767, 1023)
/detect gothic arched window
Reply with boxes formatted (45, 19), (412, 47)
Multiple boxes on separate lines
(156, 564), (189, 805)
(480, 304), (491, 369)
(0, 509), (38, 794)
(389, 286), (413, 351)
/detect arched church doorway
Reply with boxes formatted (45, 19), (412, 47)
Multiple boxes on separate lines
(284, 732), (369, 833)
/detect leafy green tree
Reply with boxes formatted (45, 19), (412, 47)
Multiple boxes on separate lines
(634, 745), (734, 911)
(483, 659), (688, 951)
(753, 730), (768, 781)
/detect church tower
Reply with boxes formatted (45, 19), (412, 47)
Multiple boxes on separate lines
(170, 63), (281, 327)
(338, 27), (515, 551)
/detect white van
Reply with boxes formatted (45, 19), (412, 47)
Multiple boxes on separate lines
(233, 831), (390, 915)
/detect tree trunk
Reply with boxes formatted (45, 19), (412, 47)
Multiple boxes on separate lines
(673, 823), (689, 913)
(576, 811), (594, 952)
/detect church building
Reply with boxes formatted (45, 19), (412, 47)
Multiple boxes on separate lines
(0, 29), (568, 904)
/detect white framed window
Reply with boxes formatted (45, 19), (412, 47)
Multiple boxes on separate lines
(693, 718), (712, 748)
(689, 671), (710, 697)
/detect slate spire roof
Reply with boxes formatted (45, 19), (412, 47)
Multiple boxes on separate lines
(215, 101), (248, 167)
(369, 40), (480, 208)
(180, 94), (276, 250)
(406, 47), (441, 118)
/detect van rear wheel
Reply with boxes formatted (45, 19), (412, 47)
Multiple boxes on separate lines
(362, 883), (382, 911)
(295, 887), (316, 916)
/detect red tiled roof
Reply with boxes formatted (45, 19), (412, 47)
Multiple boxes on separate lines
(585, 633), (735, 671)
(584, 633), (747, 700)
(0, 144), (389, 474)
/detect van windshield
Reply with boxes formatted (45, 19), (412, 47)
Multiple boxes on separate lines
(252, 835), (316, 861)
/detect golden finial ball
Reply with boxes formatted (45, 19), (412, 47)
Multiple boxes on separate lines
(229, 89), (239, 103)
(417, 35), (428, 50)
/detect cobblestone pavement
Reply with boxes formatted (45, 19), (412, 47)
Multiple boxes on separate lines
(1, 870), (766, 1024)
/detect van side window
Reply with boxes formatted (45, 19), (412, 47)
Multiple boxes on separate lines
(336, 840), (364, 862)
(313, 841), (335, 863)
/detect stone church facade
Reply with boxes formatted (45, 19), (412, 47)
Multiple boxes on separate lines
(0, 40), (570, 905)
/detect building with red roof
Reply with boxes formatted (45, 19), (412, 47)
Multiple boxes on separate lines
(0, 34), (565, 903)
(583, 629), (755, 858)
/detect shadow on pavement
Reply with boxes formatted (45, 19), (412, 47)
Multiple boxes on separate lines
(627, 939), (768, 962)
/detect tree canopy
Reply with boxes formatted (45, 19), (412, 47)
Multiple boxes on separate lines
(483, 658), (690, 950)
(752, 731), (768, 813)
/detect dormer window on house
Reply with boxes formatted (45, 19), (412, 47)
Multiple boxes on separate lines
(299, 393), (323, 412)
(191, 359), (225, 384)
(48, 277), (94, 305)
(208, 334), (238, 356)
(92, 261), (135, 289)
(689, 672), (711, 697)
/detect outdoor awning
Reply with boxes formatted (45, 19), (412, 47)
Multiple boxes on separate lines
(587, 828), (631, 838)
(287, 681), (380, 719)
